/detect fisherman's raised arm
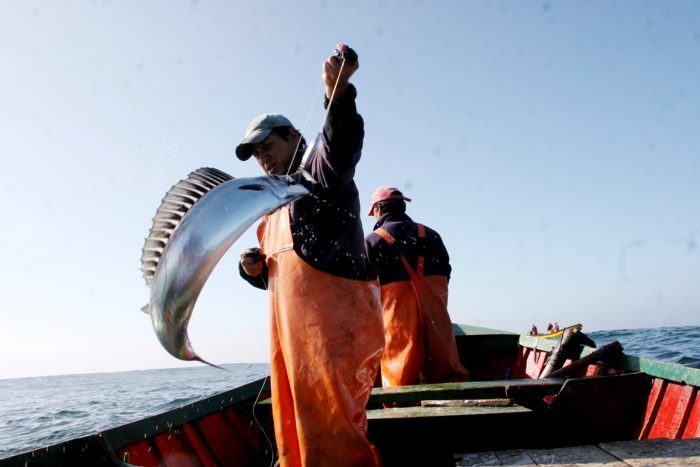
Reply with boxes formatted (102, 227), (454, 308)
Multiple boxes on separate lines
(313, 43), (364, 186)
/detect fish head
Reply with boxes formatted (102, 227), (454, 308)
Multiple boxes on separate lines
(237, 174), (310, 204)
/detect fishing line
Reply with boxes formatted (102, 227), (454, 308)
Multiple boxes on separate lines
(251, 274), (271, 463)
(251, 368), (275, 467)
(286, 51), (348, 176)
(286, 79), (324, 172)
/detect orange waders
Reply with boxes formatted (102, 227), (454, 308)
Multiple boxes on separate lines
(374, 225), (469, 387)
(259, 207), (385, 467)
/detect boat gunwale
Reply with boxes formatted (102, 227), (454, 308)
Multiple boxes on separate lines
(99, 376), (271, 450)
(516, 333), (700, 386)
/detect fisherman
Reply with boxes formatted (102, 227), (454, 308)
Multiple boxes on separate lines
(552, 322), (560, 332)
(530, 324), (538, 336)
(236, 43), (384, 467)
(365, 186), (469, 387)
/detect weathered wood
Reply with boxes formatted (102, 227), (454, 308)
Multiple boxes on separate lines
(367, 404), (531, 420)
(600, 438), (700, 466)
(527, 445), (627, 465)
(367, 402), (535, 465)
(455, 449), (538, 466)
(454, 450), (503, 465)
(614, 354), (700, 387)
(463, 439), (700, 466)
(547, 372), (652, 445)
(494, 449), (537, 465)
(368, 378), (565, 406)
(421, 398), (513, 407)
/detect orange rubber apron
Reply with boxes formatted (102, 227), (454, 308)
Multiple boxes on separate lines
(375, 225), (469, 387)
(258, 206), (385, 467)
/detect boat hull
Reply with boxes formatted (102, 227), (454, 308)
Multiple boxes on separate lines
(2, 324), (699, 466)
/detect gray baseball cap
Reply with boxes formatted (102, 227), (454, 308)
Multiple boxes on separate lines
(235, 113), (294, 161)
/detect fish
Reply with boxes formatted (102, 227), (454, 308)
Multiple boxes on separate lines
(141, 167), (310, 366)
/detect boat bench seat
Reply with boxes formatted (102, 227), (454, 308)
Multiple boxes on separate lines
(368, 377), (566, 406)
(366, 403), (532, 420)
(254, 378), (566, 408)
(366, 378), (568, 462)
(367, 400), (537, 463)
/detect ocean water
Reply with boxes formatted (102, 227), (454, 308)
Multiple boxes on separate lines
(588, 326), (700, 369)
(0, 363), (270, 459)
(1, 326), (698, 459)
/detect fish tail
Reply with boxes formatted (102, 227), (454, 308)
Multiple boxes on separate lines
(194, 356), (231, 373)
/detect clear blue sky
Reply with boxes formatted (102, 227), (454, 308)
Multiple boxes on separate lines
(1, 1), (698, 380)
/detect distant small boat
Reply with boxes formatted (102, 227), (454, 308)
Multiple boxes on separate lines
(535, 323), (583, 339)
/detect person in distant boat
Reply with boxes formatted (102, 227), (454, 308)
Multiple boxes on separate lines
(236, 43), (384, 467)
(365, 187), (470, 387)
(530, 324), (538, 336)
(547, 322), (553, 333)
(552, 322), (560, 332)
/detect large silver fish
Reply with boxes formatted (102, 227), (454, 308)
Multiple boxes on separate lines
(141, 167), (310, 365)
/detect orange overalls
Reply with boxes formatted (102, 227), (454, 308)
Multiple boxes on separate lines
(258, 207), (385, 467)
(374, 225), (469, 387)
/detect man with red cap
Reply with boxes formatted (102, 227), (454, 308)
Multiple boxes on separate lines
(237, 44), (384, 466)
(365, 186), (469, 387)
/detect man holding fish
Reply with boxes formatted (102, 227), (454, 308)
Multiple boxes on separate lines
(236, 43), (384, 467)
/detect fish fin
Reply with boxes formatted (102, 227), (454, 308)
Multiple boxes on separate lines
(141, 167), (234, 287)
(140, 303), (150, 315)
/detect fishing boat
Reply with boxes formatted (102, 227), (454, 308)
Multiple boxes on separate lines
(2, 324), (699, 466)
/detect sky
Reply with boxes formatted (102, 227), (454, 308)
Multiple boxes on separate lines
(1, 1), (698, 380)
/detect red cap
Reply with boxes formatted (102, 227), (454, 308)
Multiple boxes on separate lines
(367, 186), (411, 215)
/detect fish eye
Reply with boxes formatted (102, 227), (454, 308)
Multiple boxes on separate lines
(238, 184), (265, 191)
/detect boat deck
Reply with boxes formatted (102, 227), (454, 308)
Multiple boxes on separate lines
(455, 438), (700, 466)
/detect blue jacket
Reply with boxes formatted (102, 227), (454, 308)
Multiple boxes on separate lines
(365, 212), (451, 286)
(241, 85), (372, 289)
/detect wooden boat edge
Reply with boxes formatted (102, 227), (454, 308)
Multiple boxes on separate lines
(2, 323), (699, 465)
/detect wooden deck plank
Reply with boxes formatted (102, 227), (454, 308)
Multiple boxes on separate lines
(367, 404), (531, 420)
(600, 438), (700, 466)
(454, 451), (502, 466)
(460, 439), (700, 466)
(454, 451), (504, 466)
(454, 446), (623, 466)
(494, 449), (537, 465)
(368, 378), (565, 405)
(523, 445), (627, 466)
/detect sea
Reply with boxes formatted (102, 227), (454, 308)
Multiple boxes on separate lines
(1, 326), (699, 460)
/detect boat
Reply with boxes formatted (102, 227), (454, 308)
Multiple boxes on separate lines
(2, 324), (699, 466)
(533, 323), (582, 339)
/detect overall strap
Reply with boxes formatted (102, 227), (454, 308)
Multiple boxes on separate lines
(374, 227), (396, 245)
(374, 224), (426, 279)
(415, 224), (426, 277)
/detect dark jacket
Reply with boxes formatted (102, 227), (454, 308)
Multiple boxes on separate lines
(241, 85), (372, 289)
(365, 212), (451, 286)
